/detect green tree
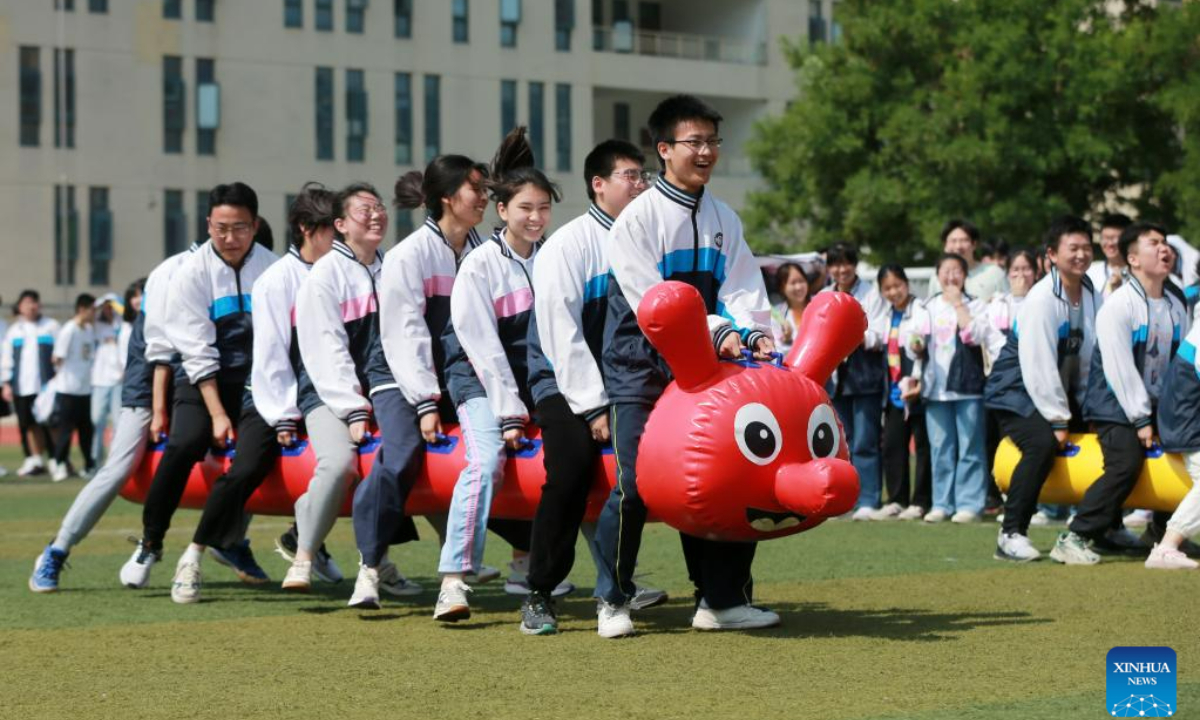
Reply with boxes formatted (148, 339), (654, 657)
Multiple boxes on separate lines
(745, 0), (1195, 262)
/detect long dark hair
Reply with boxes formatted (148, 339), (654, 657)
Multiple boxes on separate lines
(488, 126), (562, 208)
(394, 155), (489, 222)
(124, 278), (147, 322)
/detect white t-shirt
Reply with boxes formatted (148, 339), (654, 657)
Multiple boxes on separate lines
(1144, 296), (1174, 402)
(91, 319), (124, 387)
(53, 319), (97, 396)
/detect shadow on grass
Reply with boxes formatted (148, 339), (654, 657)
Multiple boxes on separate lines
(629, 600), (1051, 641)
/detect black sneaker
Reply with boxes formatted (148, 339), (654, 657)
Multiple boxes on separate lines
(520, 592), (558, 636)
(274, 524), (300, 561)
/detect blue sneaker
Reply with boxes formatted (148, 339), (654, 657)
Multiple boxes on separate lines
(208, 539), (270, 585)
(29, 545), (69, 593)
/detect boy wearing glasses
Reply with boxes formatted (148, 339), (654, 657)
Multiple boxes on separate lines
(121, 183), (276, 589)
(594, 95), (778, 637)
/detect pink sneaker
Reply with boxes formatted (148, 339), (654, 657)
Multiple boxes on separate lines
(1145, 544), (1199, 570)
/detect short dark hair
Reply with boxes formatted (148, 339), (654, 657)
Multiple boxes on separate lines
(940, 219), (980, 246)
(936, 252), (969, 277)
(124, 278), (146, 323)
(253, 217), (274, 251)
(647, 94), (723, 169)
(1100, 213), (1133, 232)
(14, 289), (39, 314)
(1043, 215), (1093, 253)
(75, 293), (95, 312)
(876, 264), (909, 285)
(1008, 248), (1040, 277)
(1118, 221), (1169, 263)
(825, 242), (858, 267)
(774, 262), (818, 297)
(208, 182), (258, 218)
(394, 155), (489, 221)
(584, 140), (646, 201)
(287, 182), (336, 248)
(334, 182), (382, 221)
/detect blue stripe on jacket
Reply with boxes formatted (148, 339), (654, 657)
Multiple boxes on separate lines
(209, 295), (252, 321)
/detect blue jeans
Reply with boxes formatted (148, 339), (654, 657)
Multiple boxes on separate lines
(90, 384), (122, 464)
(438, 397), (506, 575)
(925, 398), (987, 515)
(833, 393), (883, 510)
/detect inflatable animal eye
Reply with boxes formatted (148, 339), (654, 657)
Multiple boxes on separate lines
(807, 404), (839, 459)
(734, 403), (783, 466)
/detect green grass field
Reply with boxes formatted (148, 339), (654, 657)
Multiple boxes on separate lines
(1, 443), (1196, 720)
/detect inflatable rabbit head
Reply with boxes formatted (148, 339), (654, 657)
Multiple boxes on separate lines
(635, 282), (865, 541)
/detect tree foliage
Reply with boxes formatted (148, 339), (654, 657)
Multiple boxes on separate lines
(744, 0), (1200, 262)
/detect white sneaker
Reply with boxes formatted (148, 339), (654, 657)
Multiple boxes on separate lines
(1145, 544), (1200, 570)
(870, 503), (904, 521)
(923, 509), (948, 523)
(50, 461), (69, 483)
(951, 510), (980, 524)
(434, 578), (472, 622)
(502, 557), (576, 597)
(629, 583), (669, 611)
(897, 505), (926, 521)
(995, 531), (1041, 562)
(17, 456), (46, 477)
(1124, 508), (1154, 529)
(378, 559), (423, 596)
(1029, 511), (1051, 526)
(1049, 532), (1101, 565)
(692, 601), (781, 631)
(171, 561), (202, 604)
(851, 506), (876, 521)
(597, 601), (635, 638)
(281, 560), (312, 592)
(464, 565), (500, 584)
(348, 566), (381, 609)
(119, 540), (160, 588)
(312, 546), (344, 584)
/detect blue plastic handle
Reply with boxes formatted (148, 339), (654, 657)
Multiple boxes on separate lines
(1057, 441), (1081, 458)
(769, 351), (785, 367)
(1146, 442), (1164, 459)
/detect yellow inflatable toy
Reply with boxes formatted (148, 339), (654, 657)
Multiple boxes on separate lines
(993, 433), (1194, 512)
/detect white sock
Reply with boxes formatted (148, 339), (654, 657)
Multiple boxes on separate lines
(179, 545), (203, 566)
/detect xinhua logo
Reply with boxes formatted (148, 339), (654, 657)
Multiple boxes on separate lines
(1107, 647), (1176, 717)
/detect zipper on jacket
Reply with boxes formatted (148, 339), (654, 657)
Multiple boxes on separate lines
(690, 203), (699, 273)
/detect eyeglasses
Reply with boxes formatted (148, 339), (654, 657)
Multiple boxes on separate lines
(210, 222), (254, 238)
(349, 203), (388, 222)
(609, 169), (654, 185)
(664, 137), (723, 151)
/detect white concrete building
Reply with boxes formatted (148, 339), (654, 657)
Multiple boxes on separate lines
(0, 0), (833, 308)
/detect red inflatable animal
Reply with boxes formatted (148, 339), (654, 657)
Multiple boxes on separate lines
(119, 282), (865, 541)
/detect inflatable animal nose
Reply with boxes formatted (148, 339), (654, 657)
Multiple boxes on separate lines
(774, 458), (859, 518)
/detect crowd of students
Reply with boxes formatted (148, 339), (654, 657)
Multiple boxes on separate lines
(13, 94), (1200, 641)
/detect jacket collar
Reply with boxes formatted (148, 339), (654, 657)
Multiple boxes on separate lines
(654, 174), (702, 210)
(490, 227), (543, 260)
(588, 203), (615, 230)
(425, 216), (482, 260)
(208, 241), (255, 270)
(287, 244), (313, 267)
(332, 238), (382, 267)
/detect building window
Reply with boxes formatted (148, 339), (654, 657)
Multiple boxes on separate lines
(555, 0), (573, 51)
(19, 47), (40, 148)
(555, 83), (571, 172)
(346, 69), (367, 162)
(164, 189), (187, 257)
(89, 0), (107, 12)
(315, 66), (334, 160)
(195, 190), (210, 244)
(316, 0), (333, 31)
(500, 79), (516, 139)
(89, 187), (112, 286)
(163, 55), (185, 154)
(528, 81), (544, 167)
(56, 0), (75, 10)
(452, 0), (468, 43)
(613, 102), (630, 142)
(500, 0), (520, 47)
(394, 0), (411, 38)
(394, 72), (412, 164)
(284, 0), (303, 27)
(830, 0), (843, 43)
(196, 58), (218, 155)
(163, 0), (181, 19)
(55, 185), (79, 286)
(424, 74), (440, 161)
(54, 48), (75, 149)
(592, 0), (604, 51)
(196, 0), (214, 21)
(346, 0), (366, 33)
(809, 0), (826, 46)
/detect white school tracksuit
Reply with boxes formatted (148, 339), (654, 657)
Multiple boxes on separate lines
(1158, 322), (1200, 539)
(50, 244), (199, 553)
(439, 227), (541, 575)
(295, 239), (385, 556)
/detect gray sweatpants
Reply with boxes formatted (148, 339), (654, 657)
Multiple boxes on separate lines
(53, 407), (151, 550)
(295, 405), (358, 554)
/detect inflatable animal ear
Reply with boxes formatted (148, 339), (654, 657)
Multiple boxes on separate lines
(638, 281), (720, 391)
(786, 292), (867, 383)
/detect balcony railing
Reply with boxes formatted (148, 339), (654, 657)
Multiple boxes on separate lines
(593, 24), (767, 66)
